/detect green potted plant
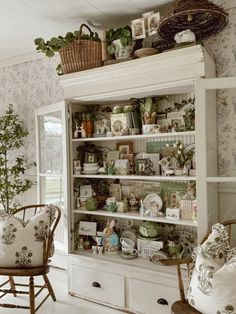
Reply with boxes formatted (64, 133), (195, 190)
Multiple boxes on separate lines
(0, 105), (36, 213)
(106, 25), (133, 59)
(34, 24), (102, 74)
(94, 180), (110, 206)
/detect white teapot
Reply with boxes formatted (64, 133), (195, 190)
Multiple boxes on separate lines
(174, 29), (196, 44)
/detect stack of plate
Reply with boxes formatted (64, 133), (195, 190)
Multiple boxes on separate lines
(83, 163), (99, 174)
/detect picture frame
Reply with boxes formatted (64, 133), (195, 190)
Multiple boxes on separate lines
(79, 221), (97, 236)
(107, 150), (120, 162)
(109, 183), (122, 201)
(94, 115), (110, 137)
(110, 113), (129, 136)
(80, 185), (92, 198)
(85, 152), (97, 163)
(116, 141), (133, 155)
(131, 18), (146, 40)
(148, 12), (160, 36)
(114, 159), (130, 175)
(166, 207), (181, 220)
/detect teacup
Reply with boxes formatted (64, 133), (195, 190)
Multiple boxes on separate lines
(120, 237), (135, 248)
(122, 247), (137, 256)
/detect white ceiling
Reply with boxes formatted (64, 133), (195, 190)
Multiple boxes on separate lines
(0, 0), (171, 62)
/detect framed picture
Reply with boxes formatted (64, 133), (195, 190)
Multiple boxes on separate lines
(131, 18), (146, 40)
(79, 221), (97, 236)
(85, 152), (97, 163)
(110, 113), (129, 136)
(148, 12), (160, 36)
(109, 183), (122, 201)
(107, 150), (120, 162)
(142, 11), (154, 29)
(114, 159), (130, 175)
(116, 141), (133, 155)
(80, 185), (92, 198)
(94, 115), (110, 137)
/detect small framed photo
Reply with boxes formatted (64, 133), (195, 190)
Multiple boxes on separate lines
(85, 152), (97, 163)
(148, 12), (160, 36)
(80, 185), (92, 198)
(131, 18), (146, 40)
(109, 183), (122, 201)
(114, 159), (130, 175)
(166, 207), (180, 220)
(116, 141), (133, 156)
(79, 221), (97, 236)
(107, 150), (120, 162)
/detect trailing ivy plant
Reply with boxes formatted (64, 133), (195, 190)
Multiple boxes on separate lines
(0, 105), (36, 213)
(34, 27), (101, 58)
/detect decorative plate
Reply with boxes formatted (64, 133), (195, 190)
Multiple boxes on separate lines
(143, 193), (163, 212)
(120, 229), (138, 246)
(167, 231), (197, 257)
(134, 48), (158, 58)
(150, 251), (168, 265)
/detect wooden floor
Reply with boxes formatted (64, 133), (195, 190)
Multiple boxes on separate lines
(0, 267), (123, 314)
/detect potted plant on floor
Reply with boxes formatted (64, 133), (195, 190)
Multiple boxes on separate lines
(0, 105), (36, 213)
(106, 25), (133, 59)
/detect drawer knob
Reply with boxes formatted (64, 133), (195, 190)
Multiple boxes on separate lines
(92, 281), (101, 288)
(157, 298), (168, 305)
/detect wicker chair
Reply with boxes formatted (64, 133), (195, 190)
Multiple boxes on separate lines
(161, 220), (236, 314)
(0, 204), (61, 314)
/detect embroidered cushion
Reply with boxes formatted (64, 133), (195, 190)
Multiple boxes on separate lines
(187, 223), (236, 314)
(0, 206), (53, 267)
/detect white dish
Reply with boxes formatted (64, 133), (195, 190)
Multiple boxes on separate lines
(84, 163), (98, 166)
(143, 193), (163, 211)
(82, 170), (99, 174)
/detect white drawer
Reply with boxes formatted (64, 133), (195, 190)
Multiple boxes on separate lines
(70, 264), (125, 308)
(130, 278), (179, 314)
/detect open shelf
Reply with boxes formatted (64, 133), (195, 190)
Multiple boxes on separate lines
(73, 174), (196, 181)
(72, 131), (195, 143)
(206, 177), (236, 183)
(71, 250), (185, 275)
(74, 209), (197, 227)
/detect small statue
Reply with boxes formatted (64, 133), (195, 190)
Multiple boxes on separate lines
(129, 193), (139, 211)
(174, 29), (196, 44)
(102, 220), (120, 253)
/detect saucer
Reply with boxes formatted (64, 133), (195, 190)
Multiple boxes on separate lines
(120, 252), (138, 260)
(82, 170), (99, 174)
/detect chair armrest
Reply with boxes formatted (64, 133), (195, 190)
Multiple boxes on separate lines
(159, 256), (192, 266)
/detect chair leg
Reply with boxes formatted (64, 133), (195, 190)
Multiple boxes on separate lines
(43, 274), (56, 301)
(9, 276), (17, 297)
(29, 276), (35, 314)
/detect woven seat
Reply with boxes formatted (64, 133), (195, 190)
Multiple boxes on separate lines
(0, 204), (61, 314)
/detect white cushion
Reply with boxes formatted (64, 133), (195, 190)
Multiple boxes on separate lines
(0, 207), (51, 267)
(187, 223), (236, 314)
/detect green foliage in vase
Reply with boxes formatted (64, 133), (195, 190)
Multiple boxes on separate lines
(170, 141), (195, 168)
(0, 105), (36, 213)
(106, 25), (132, 55)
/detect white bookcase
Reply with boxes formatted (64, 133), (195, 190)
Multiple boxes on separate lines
(37, 45), (230, 313)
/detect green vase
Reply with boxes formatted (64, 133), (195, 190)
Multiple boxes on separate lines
(85, 197), (98, 211)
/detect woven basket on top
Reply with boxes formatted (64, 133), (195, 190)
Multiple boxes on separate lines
(59, 24), (102, 74)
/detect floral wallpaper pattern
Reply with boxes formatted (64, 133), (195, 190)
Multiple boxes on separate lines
(0, 2), (235, 204)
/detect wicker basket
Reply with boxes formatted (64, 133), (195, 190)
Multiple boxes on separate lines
(59, 24), (102, 74)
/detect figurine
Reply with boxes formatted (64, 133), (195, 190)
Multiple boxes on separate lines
(139, 199), (146, 216)
(102, 220), (120, 253)
(129, 193), (139, 211)
(159, 156), (173, 176)
(174, 29), (196, 44)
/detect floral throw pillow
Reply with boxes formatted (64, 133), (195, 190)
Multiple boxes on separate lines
(0, 207), (52, 267)
(187, 223), (236, 314)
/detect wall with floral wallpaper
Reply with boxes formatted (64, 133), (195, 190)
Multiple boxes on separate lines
(0, 1), (236, 215)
